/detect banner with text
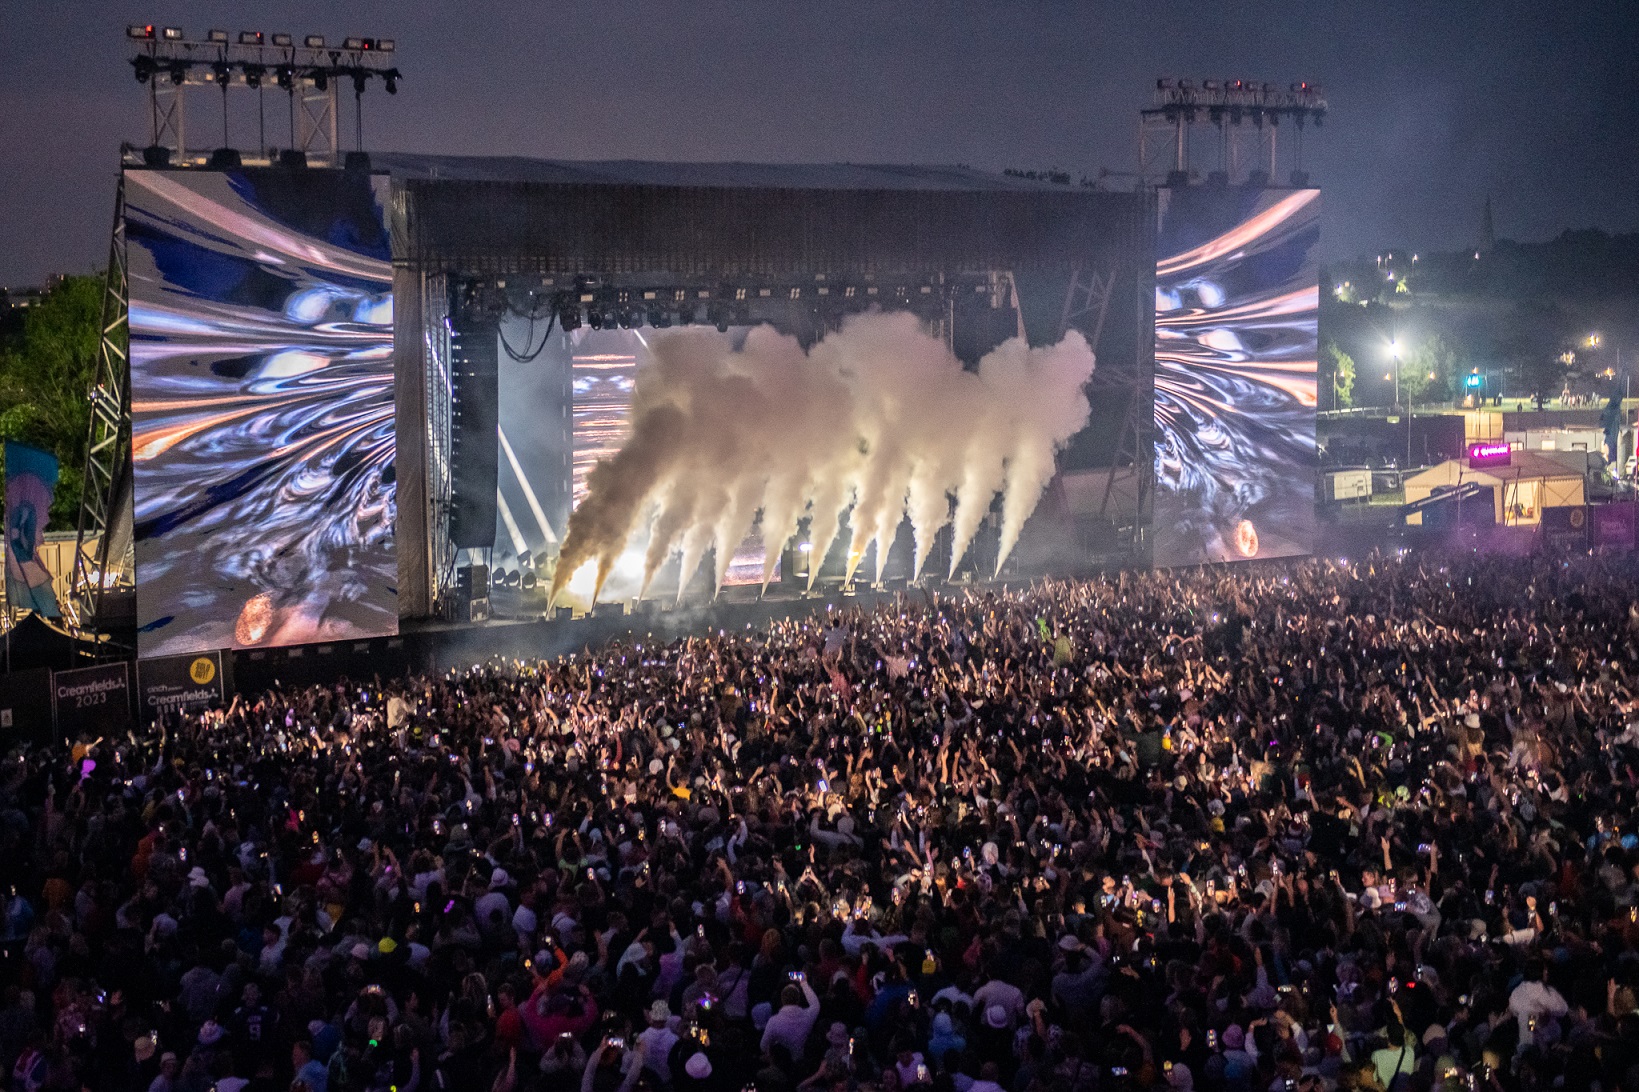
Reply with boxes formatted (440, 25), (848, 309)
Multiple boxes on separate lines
(52, 662), (133, 739)
(138, 651), (225, 720)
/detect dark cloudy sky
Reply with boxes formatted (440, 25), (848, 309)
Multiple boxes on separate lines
(4, 0), (1636, 287)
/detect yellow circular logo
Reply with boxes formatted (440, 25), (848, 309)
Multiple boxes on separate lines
(189, 657), (217, 685)
(1570, 508), (1586, 529)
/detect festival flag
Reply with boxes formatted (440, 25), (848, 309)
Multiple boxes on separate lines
(4, 441), (60, 617)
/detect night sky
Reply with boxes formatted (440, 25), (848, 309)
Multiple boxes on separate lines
(3, 1), (1636, 287)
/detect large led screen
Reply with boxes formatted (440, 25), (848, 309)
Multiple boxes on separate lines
(1153, 188), (1319, 567)
(493, 324), (772, 605)
(125, 169), (397, 656)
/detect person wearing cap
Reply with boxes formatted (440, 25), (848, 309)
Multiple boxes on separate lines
(292, 1039), (328, 1092)
(1050, 935), (1103, 1027)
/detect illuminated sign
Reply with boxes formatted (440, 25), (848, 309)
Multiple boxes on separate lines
(1467, 441), (1511, 468)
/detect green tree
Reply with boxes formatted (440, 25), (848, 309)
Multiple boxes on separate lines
(1405, 333), (1461, 404)
(1321, 340), (1356, 409)
(0, 274), (103, 529)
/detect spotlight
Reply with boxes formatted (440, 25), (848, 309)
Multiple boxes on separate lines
(617, 308), (636, 330)
(272, 33), (293, 47)
(168, 62), (188, 85)
(351, 69), (369, 94)
(1156, 78), (1175, 90)
(275, 65), (295, 90)
(304, 35), (325, 48)
(127, 24), (155, 40)
(383, 68), (399, 94)
(648, 308), (670, 329)
(522, 571), (538, 591)
(162, 27), (184, 40)
(207, 29), (228, 43)
(132, 56), (156, 84)
(377, 39), (395, 52)
(243, 64), (264, 88)
(587, 309), (603, 330)
(558, 304), (582, 332)
(311, 68), (328, 91)
(343, 37), (365, 50)
(238, 31), (263, 45)
(212, 61), (232, 84)
(707, 302), (729, 332)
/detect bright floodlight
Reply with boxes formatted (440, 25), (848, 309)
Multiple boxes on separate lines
(206, 29), (228, 43)
(1388, 339), (1403, 360)
(272, 33), (292, 47)
(127, 24), (155, 39)
(162, 27), (184, 40)
(238, 31), (262, 45)
(305, 35), (325, 48)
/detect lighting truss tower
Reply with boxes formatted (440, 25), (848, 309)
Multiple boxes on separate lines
(1058, 265), (1151, 555)
(69, 177), (134, 643)
(1139, 79), (1326, 186)
(126, 26), (398, 167)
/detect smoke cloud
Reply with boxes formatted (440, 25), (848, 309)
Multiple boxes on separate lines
(549, 311), (1094, 605)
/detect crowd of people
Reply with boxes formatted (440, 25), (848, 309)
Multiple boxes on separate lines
(4, 552), (1639, 1092)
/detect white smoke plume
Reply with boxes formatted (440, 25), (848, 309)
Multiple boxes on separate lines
(549, 311), (1093, 606)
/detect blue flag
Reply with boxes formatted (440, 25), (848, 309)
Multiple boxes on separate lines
(5, 441), (60, 617)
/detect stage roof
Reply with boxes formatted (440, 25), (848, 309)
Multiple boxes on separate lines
(371, 153), (1081, 194)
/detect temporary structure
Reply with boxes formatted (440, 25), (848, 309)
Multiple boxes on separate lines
(1403, 450), (1585, 527)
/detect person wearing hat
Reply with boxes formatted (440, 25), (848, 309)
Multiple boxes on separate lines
(638, 1000), (680, 1083)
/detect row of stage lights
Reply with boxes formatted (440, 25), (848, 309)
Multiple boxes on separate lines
(128, 26), (395, 51)
(126, 26), (398, 94)
(460, 278), (992, 334)
(1151, 78), (1326, 126)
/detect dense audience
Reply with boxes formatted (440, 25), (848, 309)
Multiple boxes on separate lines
(5, 552), (1639, 1092)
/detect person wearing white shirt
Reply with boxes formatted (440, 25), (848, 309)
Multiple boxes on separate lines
(760, 974), (820, 1063)
(1508, 960), (1568, 1045)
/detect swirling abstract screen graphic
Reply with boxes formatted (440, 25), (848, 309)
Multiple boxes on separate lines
(1153, 187), (1319, 567)
(125, 169), (397, 656)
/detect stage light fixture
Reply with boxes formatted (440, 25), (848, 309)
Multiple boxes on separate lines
(168, 61), (188, 85)
(1157, 78), (1175, 90)
(162, 26), (184, 40)
(132, 56), (156, 83)
(343, 37), (365, 50)
(1203, 79), (1220, 91)
(238, 31), (263, 45)
(377, 39), (395, 52)
(351, 69), (369, 94)
(272, 33), (293, 47)
(383, 68), (399, 94)
(304, 35), (325, 48)
(211, 60), (232, 84)
(243, 63), (264, 88)
(558, 304), (582, 332)
(311, 68), (328, 90)
(128, 24), (155, 40)
(275, 64), (295, 90)
(207, 29), (229, 43)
